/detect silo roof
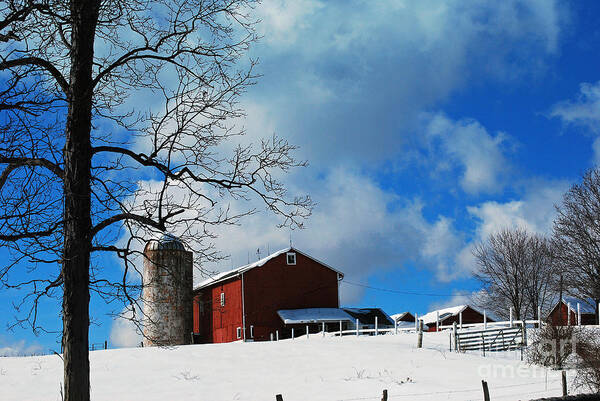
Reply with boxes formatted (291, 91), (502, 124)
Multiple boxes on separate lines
(145, 233), (186, 251)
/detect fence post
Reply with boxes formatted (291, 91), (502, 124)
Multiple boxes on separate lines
(322, 322), (325, 337)
(394, 318), (398, 335)
(538, 306), (542, 328)
(276, 394), (284, 401)
(459, 311), (463, 329)
(598, 302), (600, 325)
(452, 322), (457, 352)
(415, 313), (418, 331)
(577, 303), (581, 326)
(436, 311), (439, 332)
(276, 330), (279, 341)
(104, 340), (107, 350)
(306, 325), (309, 339)
(567, 302), (571, 325)
(292, 328), (294, 340)
(417, 321), (423, 348)
(375, 316), (378, 336)
(484, 310), (487, 329)
(509, 307), (513, 327)
(270, 333), (273, 341)
(356, 319), (359, 336)
(482, 380), (490, 401)
(339, 320), (342, 337)
(562, 370), (567, 396)
(482, 333), (485, 357)
(381, 389), (388, 401)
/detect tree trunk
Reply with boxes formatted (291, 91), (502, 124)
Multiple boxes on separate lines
(62, 1), (99, 400)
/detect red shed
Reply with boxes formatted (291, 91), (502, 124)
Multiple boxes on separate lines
(193, 247), (344, 343)
(420, 305), (493, 332)
(547, 298), (597, 326)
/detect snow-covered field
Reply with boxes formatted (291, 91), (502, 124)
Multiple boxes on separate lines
(0, 331), (574, 401)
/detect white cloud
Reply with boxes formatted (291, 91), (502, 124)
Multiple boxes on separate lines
(550, 81), (600, 163)
(109, 308), (142, 348)
(421, 113), (513, 194)
(0, 338), (43, 357)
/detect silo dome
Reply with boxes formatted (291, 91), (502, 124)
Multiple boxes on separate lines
(144, 233), (186, 251)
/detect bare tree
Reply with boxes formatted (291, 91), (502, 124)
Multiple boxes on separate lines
(0, 1), (312, 401)
(473, 227), (556, 320)
(554, 168), (600, 323)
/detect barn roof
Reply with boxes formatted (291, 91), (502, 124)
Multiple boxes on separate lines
(343, 308), (395, 326)
(194, 247), (344, 291)
(390, 312), (414, 322)
(419, 305), (484, 325)
(277, 308), (354, 324)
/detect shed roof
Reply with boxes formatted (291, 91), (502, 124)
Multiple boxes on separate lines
(419, 305), (480, 325)
(390, 312), (415, 322)
(277, 308), (354, 324)
(194, 247), (344, 291)
(343, 308), (395, 326)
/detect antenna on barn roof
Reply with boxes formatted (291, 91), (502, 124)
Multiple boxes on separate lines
(289, 232), (293, 248)
(256, 248), (261, 260)
(247, 251), (249, 264)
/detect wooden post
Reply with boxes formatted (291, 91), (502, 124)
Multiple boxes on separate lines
(394, 318), (398, 335)
(482, 334), (486, 357)
(104, 340), (107, 350)
(322, 322), (325, 337)
(417, 321), (423, 348)
(436, 311), (439, 332)
(381, 389), (388, 401)
(562, 370), (567, 396)
(339, 320), (343, 337)
(276, 394), (284, 401)
(484, 310), (487, 329)
(291, 328), (294, 340)
(567, 302), (571, 325)
(538, 306), (542, 328)
(482, 380), (490, 401)
(577, 303), (581, 326)
(306, 325), (309, 339)
(270, 333), (273, 341)
(276, 330), (279, 341)
(509, 307), (513, 327)
(459, 311), (463, 329)
(415, 313), (418, 330)
(375, 316), (378, 336)
(356, 318), (359, 336)
(452, 322), (457, 352)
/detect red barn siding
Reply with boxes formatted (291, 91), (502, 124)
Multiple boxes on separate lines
(243, 251), (339, 341)
(193, 249), (341, 343)
(194, 277), (243, 343)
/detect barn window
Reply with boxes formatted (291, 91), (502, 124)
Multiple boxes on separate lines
(250, 325), (254, 338)
(236, 327), (242, 339)
(286, 252), (296, 265)
(220, 292), (225, 307)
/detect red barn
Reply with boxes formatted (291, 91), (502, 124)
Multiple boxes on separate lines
(547, 298), (597, 326)
(192, 247), (344, 343)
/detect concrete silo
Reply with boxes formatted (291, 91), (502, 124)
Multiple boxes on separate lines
(142, 234), (193, 346)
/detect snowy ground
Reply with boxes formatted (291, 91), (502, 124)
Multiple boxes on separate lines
(0, 331), (575, 401)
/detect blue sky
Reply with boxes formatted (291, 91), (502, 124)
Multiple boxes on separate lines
(3, 0), (600, 352)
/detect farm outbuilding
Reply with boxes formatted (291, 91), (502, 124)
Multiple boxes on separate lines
(547, 297), (598, 326)
(420, 305), (492, 332)
(193, 247), (344, 343)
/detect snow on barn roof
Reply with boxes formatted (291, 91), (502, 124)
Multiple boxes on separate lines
(419, 305), (472, 325)
(277, 308), (354, 324)
(194, 247), (344, 291)
(557, 297), (596, 314)
(390, 312), (413, 321)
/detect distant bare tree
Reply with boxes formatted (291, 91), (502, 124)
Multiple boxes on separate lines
(554, 168), (600, 323)
(0, 1), (312, 401)
(473, 227), (556, 320)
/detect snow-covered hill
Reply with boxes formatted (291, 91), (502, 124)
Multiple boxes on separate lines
(0, 331), (571, 401)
